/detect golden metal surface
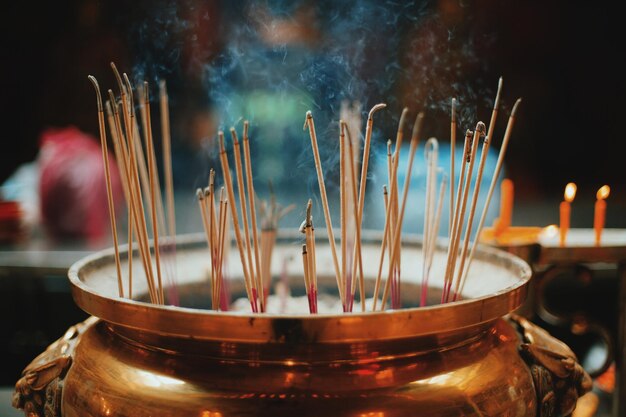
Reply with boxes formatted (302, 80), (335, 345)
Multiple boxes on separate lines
(63, 319), (535, 417)
(68, 232), (532, 343)
(59, 233), (538, 416)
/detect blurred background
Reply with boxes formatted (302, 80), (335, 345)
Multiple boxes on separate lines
(1, 0), (625, 414)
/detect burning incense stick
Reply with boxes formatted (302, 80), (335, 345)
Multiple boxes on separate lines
(442, 124), (484, 302)
(457, 98), (522, 298)
(139, 80), (164, 305)
(216, 189), (228, 309)
(242, 122), (264, 310)
(230, 127), (259, 311)
(299, 199), (318, 313)
(372, 108), (410, 310)
(379, 112), (425, 311)
(218, 131), (255, 311)
(343, 121), (365, 311)
(301, 244), (313, 313)
(159, 81), (176, 245)
(105, 101), (134, 298)
(450, 123), (489, 301)
(421, 138), (439, 304)
(303, 111), (343, 304)
(340, 120), (348, 310)
(449, 98), (456, 239)
(196, 188), (215, 307)
(88, 76), (124, 298)
(449, 79), (503, 301)
(107, 89), (158, 304)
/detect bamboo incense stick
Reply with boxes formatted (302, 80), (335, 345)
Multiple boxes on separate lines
(107, 90), (158, 303)
(216, 189), (228, 309)
(372, 108), (410, 310)
(230, 127), (259, 310)
(450, 123), (490, 301)
(449, 98), (456, 239)
(421, 138), (439, 305)
(218, 131), (255, 310)
(106, 101), (134, 298)
(340, 120), (348, 310)
(196, 188), (214, 307)
(88, 76), (124, 298)
(301, 244), (313, 313)
(139, 80), (164, 305)
(242, 122), (264, 311)
(303, 111), (343, 304)
(449, 79), (502, 301)
(110, 66), (160, 303)
(159, 81), (176, 244)
(457, 98), (522, 298)
(343, 121), (365, 311)
(299, 199), (317, 313)
(442, 125), (484, 302)
(380, 115), (425, 310)
(441, 129), (472, 302)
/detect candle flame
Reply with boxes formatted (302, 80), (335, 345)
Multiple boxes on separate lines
(564, 182), (577, 202)
(596, 185), (610, 200)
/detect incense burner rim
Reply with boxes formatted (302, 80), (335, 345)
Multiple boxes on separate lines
(68, 231), (531, 343)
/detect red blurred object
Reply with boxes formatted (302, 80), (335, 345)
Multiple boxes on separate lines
(38, 126), (123, 245)
(0, 199), (23, 244)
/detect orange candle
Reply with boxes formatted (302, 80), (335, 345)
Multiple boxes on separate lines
(559, 182), (576, 247)
(594, 185), (610, 246)
(494, 179), (514, 236)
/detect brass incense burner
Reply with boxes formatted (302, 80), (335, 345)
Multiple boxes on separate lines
(13, 233), (590, 416)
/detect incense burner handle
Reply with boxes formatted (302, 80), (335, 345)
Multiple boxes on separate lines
(509, 314), (593, 417)
(12, 316), (98, 417)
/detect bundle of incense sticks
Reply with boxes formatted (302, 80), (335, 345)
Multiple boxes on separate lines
(90, 65), (520, 313)
(300, 78), (520, 311)
(88, 63), (178, 304)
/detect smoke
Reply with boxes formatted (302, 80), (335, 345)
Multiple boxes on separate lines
(123, 0), (499, 231)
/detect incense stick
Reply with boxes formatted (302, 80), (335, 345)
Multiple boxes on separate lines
(303, 111), (343, 304)
(196, 188), (214, 307)
(159, 81), (176, 244)
(139, 80), (164, 305)
(449, 98), (456, 239)
(230, 127), (259, 310)
(242, 122), (264, 311)
(88, 76), (124, 298)
(340, 120), (348, 310)
(372, 108), (410, 310)
(448, 79), (503, 301)
(380, 115), (425, 310)
(218, 131), (255, 311)
(442, 124), (484, 302)
(343, 121), (365, 311)
(107, 89), (158, 304)
(106, 100), (134, 298)
(421, 138), (439, 305)
(457, 98), (522, 298)
(450, 123), (489, 301)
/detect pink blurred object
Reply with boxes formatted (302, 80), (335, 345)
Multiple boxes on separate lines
(38, 126), (123, 245)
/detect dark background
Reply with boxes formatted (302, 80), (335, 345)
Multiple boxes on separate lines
(2, 0), (625, 209)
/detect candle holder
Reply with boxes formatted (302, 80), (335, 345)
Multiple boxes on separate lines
(483, 227), (626, 417)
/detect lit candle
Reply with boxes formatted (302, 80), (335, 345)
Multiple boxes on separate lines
(559, 182), (577, 247)
(594, 185), (610, 246)
(494, 179), (514, 237)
